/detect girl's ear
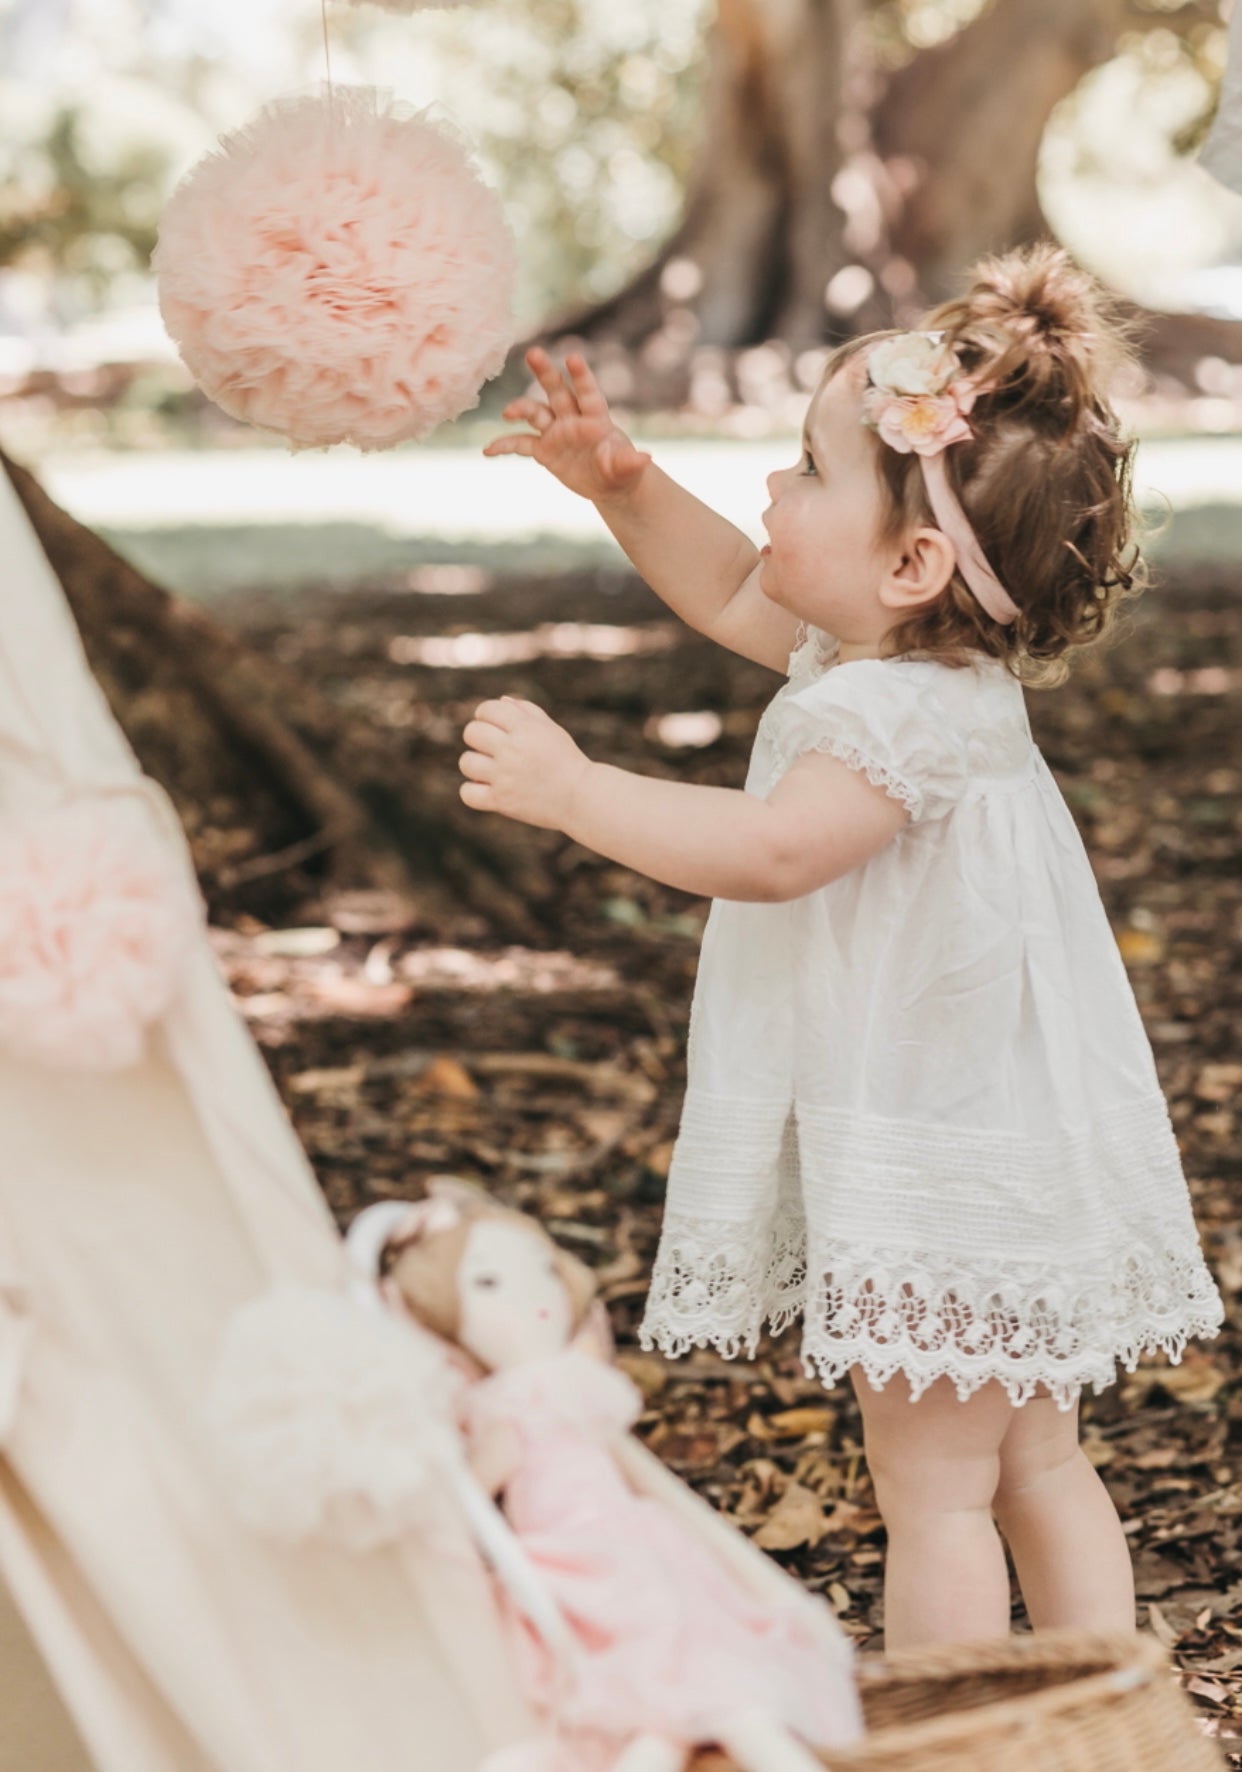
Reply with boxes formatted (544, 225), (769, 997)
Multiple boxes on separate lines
(878, 524), (957, 614)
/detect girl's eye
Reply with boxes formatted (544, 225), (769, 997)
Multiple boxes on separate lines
(800, 450), (817, 476)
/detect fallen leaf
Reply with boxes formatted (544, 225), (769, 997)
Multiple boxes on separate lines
(753, 1482), (828, 1552)
(1194, 1063), (1242, 1103)
(411, 1055), (479, 1098)
(644, 1139), (675, 1178)
(1117, 928), (1164, 964)
(1147, 1601), (1181, 1648)
(1153, 1358), (1226, 1405)
(768, 1406), (837, 1437)
(614, 1354), (669, 1399)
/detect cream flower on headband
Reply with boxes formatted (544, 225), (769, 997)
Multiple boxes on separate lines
(862, 332), (977, 458)
(866, 334), (958, 397)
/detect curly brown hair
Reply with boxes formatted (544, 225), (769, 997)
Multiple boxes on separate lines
(825, 244), (1147, 689)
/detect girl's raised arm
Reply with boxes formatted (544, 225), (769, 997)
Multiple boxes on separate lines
(485, 349), (799, 672)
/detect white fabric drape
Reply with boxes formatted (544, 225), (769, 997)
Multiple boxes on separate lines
(0, 468), (537, 1771)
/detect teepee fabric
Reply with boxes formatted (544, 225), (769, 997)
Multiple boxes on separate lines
(0, 467), (537, 1772)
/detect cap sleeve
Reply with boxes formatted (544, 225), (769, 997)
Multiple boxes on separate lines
(766, 661), (968, 824)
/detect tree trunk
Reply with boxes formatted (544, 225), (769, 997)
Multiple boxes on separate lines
(537, 0), (856, 394)
(873, 0), (1124, 304)
(2, 451), (554, 940)
(535, 0), (1170, 374)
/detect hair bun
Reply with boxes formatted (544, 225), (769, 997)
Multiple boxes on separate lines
(924, 243), (1136, 432)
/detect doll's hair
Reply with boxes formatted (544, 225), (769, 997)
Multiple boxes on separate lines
(380, 1198), (597, 1363)
(826, 243), (1146, 688)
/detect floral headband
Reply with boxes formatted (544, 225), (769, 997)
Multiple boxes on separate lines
(861, 333), (1020, 627)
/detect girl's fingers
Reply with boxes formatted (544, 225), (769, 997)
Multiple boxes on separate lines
(501, 397), (554, 431)
(458, 751), (494, 782)
(564, 353), (608, 418)
(482, 435), (538, 458)
(462, 719), (500, 753)
(595, 434), (651, 483)
(524, 345), (577, 419)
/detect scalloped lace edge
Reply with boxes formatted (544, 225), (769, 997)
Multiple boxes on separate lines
(769, 734), (922, 818)
(638, 1226), (1225, 1413)
(639, 1314), (1226, 1414)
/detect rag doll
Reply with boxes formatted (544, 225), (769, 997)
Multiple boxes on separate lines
(348, 1181), (864, 1772)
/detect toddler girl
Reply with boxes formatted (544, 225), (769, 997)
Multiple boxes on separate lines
(463, 244), (1224, 1652)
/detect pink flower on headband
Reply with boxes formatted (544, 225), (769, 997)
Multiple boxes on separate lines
(864, 391), (972, 456)
(862, 333), (978, 458)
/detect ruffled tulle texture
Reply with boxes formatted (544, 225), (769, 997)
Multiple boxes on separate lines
(205, 1287), (459, 1551)
(153, 85), (516, 451)
(0, 801), (197, 1071)
(639, 623), (1224, 1410)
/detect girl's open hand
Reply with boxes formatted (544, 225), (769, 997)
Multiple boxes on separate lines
(459, 697), (592, 833)
(482, 347), (652, 502)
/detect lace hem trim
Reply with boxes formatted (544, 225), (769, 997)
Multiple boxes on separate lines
(638, 1221), (1225, 1412)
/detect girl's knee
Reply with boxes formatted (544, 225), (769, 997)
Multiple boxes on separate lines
(870, 1445), (1002, 1522)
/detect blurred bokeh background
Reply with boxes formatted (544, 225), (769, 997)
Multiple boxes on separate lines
(6, 0), (1242, 591)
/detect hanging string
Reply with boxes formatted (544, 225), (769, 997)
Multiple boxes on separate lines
(321, 0), (334, 105)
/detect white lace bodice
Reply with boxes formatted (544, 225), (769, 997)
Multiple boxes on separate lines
(639, 623), (1224, 1409)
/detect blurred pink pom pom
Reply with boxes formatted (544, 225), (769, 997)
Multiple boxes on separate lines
(0, 804), (197, 1071)
(153, 86), (516, 451)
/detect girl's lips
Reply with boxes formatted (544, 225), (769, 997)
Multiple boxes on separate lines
(760, 544), (771, 556)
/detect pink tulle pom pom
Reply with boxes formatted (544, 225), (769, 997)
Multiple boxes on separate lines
(153, 86), (517, 451)
(0, 803), (197, 1072)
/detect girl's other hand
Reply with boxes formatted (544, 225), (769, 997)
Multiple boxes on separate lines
(459, 696), (592, 833)
(482, 347), (652, 502)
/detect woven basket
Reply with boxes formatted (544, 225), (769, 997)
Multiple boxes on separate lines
(693, 1627), (1224, 1771)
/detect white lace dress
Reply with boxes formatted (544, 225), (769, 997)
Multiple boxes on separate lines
(638, 622), (1224, 1410)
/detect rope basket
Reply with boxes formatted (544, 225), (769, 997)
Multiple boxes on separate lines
(693, 1627), (1224, 1771)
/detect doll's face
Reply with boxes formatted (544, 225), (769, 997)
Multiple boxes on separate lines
(456, 1219), (573, 1371)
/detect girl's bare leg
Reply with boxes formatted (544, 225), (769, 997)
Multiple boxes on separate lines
(992, 1391), (1136, 1633)
(849, 1365), (1015, 1650)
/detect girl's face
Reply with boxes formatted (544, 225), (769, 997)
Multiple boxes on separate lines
(761, 359), (909, 651)
(456, 1219), (573, 1371)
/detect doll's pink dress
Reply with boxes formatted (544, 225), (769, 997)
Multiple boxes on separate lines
(464, 1349), (857, 1751)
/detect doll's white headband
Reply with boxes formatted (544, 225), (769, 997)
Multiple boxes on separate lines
(346, 1197), (462, 1281)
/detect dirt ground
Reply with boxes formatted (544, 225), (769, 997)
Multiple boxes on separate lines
(199, 557), (1240, 1758)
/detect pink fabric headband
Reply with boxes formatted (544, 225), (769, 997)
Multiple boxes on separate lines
(861, 333), (1021, 627)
